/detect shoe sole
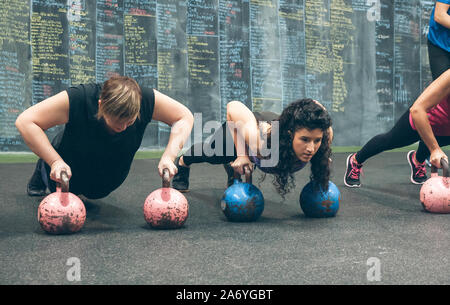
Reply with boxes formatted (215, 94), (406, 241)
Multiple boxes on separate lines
(344, 154), (361, 188)
(27, 190), (47, 196)
(176, 189), (190, 193)
(407, 151), (425, 185)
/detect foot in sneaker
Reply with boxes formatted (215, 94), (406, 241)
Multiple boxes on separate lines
(407, 150), (427, 184)
(172, 156), (190, 192)
(344, 153), (363, 187)
(27, 160), (47, 196)
(223, 162), (241, 188)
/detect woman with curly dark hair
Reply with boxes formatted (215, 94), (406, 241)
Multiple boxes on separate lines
(172, 98), (333, 197)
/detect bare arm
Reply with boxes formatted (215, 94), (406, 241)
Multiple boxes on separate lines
(434, 2), (450, 29)
(15, 91), (71, 179)
(226, 101), (261, 156)
(152, 89), (194, 177)
(410, 69), (450, 166)
(225, 101), (263, 174)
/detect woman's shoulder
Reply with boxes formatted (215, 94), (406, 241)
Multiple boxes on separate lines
(65, 83), (102, 123)
(66, 83), (101, 101)
(140, 87), (155, 103)
(138, 87), (156, 124)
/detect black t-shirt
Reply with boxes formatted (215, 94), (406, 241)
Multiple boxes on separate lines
(50, 83), (155, 198)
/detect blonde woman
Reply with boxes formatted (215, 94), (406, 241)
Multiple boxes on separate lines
(16, 76), (193, 199)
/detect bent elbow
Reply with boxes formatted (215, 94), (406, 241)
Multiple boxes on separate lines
(185, 110), (194, 127)
(226, 101), (243, 119)
(227, 100), (242, 110)
(409, 106), (424, 121)
(15, 114), (25, 132)
(409, 106), (419, 115)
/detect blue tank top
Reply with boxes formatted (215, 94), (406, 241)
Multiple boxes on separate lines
(428, 1), (450, 52)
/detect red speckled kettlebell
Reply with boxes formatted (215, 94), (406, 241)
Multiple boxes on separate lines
(38, 170), (86, 234)
(143, 168), (189, 229)
(420, 158), (450, 213)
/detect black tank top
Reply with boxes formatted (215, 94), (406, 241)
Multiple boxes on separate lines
(52, 83), (155, 197)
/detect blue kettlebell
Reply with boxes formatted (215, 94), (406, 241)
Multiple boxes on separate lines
(300, 180), (340, 218)
(221, 165), (264, 222)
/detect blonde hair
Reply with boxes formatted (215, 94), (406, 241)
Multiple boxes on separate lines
(97, 76), (141, 120)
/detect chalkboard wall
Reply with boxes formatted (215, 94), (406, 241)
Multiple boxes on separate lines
(0, 0), (435, 151)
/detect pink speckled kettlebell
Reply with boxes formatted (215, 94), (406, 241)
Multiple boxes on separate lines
(38, 171), (86, 234)
(143, 168), (189, 229)
(420, 158), (450, 213)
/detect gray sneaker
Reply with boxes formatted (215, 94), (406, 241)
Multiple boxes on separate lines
(172, 157), (190, 192)
(27, 159), (47, 196)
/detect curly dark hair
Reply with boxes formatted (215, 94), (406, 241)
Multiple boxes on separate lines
(264, 99), (332, 197)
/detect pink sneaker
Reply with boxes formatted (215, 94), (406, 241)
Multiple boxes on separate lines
(407, 150), (427, 184)
(344, 153), (363, 187)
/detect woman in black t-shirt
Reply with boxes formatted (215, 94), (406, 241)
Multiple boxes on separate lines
(16, 76), (193, 199)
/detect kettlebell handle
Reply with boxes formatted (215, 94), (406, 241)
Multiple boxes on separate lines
(162, 168), (170, 188)
(431, 158), (449, 177)
(233, 165), (252, 184)
(57, 170), (70, 193)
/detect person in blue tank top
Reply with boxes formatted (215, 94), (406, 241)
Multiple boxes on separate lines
(172, 99), (333, 198)
(428, 0), (450, 80)
(416, 1), (449, 168)
(16, 76), (194, 199)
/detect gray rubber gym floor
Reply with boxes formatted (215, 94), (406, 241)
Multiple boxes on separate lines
(1, 152), (449, 285)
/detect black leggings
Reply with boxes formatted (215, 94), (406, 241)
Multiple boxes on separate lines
(428, 39), (450, 81)
(355, 109), (450, 164)
(182, 122), (238, 166)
